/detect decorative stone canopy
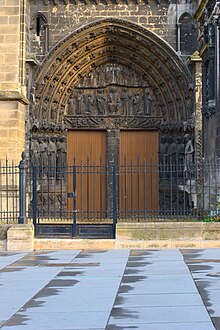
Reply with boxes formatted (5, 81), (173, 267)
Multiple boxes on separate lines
(32, 18), (194, 128)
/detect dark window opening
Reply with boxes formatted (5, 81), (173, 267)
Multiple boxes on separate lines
(36, 16), (41, 36)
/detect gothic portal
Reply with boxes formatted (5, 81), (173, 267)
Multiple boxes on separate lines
(29, 19), (195, 168)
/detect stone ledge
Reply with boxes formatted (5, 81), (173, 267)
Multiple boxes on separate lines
(34, 239), (220, 250)
(116, 222), (207, 240)
(0, 91), (29, 105)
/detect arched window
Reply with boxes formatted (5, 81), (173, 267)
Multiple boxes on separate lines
(30, 13), (48, 57)
(179, 13), (197, 55)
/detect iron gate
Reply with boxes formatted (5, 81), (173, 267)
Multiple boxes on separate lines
(29, 159), (220, 238)
(31, 163), (117, 238)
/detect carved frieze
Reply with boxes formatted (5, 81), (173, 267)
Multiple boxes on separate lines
(64, 116), (163, 129)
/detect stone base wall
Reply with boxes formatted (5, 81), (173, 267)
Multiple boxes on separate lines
(116, 222), (212, 240)
(0, 222), (220, 251)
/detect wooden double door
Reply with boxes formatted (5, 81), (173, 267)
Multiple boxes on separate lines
(67, 130), (158, 219)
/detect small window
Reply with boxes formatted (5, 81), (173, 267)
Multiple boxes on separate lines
(179, 13), (197, 55)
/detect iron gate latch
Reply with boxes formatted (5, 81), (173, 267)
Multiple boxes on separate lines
(67, 192), (76, 198)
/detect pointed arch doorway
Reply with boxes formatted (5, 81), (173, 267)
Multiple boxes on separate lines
(30, 18), (195, 237)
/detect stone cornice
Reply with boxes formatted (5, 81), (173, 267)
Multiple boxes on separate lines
(0, 91), (29, 105)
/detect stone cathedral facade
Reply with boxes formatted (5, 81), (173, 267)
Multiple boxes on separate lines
(0, 0), (217, 167)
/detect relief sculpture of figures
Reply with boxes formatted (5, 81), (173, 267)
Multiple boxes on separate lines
(121, 88), (130, 115)
(56, 136), (66, 180)
(159, 137), (169, 163)
(30, 138), (40, 167)
(97, 89), (107, 114)
(166, 137), (177, 163)
(132, 92), (142, 115)
(184, 135), (194, 177)
(87, 93), (97, 114)
(39, 136), (48, 176)
(68, 92), (78, 115)
(48, 137), (56, 176)
(176, 137), (185, 166)
(144, 88), (152, 115)
(78, 90), (86, 114)
(108, 88), (120, 114)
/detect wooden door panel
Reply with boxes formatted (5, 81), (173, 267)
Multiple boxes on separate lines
(120, 130), (158, 217)
(67, 131), (106, 219)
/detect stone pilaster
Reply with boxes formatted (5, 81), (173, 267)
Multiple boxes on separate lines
(0, 0), (28, 162)
(190, 51), (202, 166)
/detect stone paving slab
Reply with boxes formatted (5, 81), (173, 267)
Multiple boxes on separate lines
(0, 252), (28, 270)
(106, 321), (216, 330)
(181, 249), (220, 330)
(0, 249), (218, 330)
(114, 292), (205, 308)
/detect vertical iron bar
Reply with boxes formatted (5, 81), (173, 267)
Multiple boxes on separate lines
(170, 157), (173, 217)
(150, 155), (153, 218)
(176, 156), (179, 217)
(53, 163), (56, 221)
(32, 165), (37, 230)
(202, 160), (205, 216)
(72, 163), (77, 237)
(6, 159), (9, 223)
(18, 153), (27, 224)
(208, 160), (211, 214)
(59, 164), (63, 218)
(87, 159), (90, 220)
(163, 155), (166, 217)
(144, 159), (146, 220)
(94, 162), (96, 220)
(11, 161), (16, 220)
(113, 164), (117, 239)
(124, 156), (127, 220)
(138, 157), (140, 222)
(47, 161), (50, 220)
(80, 161), (83, 219)
(99, 157), (102, 220)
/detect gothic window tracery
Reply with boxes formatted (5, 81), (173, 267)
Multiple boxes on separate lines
(30, 13), (48, 58)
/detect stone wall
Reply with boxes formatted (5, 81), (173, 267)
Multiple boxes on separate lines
(29, 0), (197, 61)
(0, 0), (28, 162)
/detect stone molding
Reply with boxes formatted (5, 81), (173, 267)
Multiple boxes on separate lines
(0, 91), (29, 105)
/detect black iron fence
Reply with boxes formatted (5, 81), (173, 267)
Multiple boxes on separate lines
(1, 158), (220, 227)
(0, 160), (19, 223)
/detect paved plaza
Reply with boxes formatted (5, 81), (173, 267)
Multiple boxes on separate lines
(0, 249), (219, 329)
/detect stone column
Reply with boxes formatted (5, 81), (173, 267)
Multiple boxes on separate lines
(0, 0), (28, 162)
(189, 51), (203, 166)
(106, 128), (119, 216)
(213, 3), (220, 158)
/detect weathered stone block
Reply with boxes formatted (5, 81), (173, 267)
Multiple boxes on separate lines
(116, 222), (204, 241)
(7, 224), (34, 251)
